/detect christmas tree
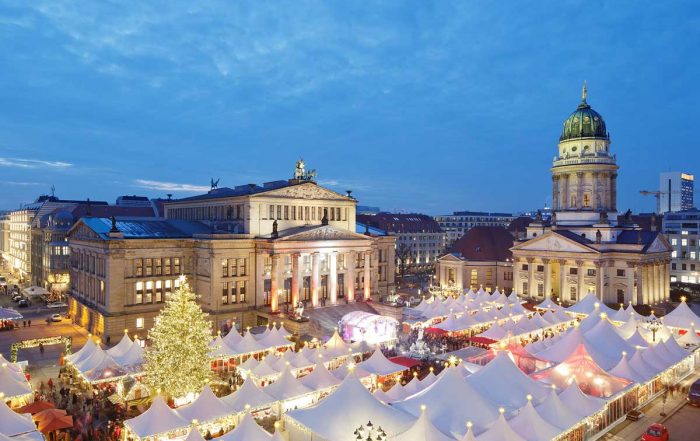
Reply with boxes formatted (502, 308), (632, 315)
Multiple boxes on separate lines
(144, 275), (213, 400)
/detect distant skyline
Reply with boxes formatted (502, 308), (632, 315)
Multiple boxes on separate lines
(1, 1), (699, 214)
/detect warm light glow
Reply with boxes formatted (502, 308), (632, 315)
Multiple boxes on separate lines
(498, 407), (505, 414)
(420, 404), (427, 412)
(526, 394), (532, 401)
(466, 421), (473, 429)
(681, 296), (687, 302)
(594, 302), (600, 309)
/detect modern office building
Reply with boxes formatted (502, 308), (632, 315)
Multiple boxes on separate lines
(434, 211), (515, 248)
(662, 209), (700, 284)
(659, 172), (694, 213)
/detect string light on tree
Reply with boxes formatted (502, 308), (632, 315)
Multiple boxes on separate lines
(144, 275), (213, 402)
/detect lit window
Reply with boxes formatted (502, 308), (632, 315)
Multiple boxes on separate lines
(671, 238), (678, 245)
(672, 251), (678, 258)
(136, 317), (144, 329)
(682, 239), (688, 246)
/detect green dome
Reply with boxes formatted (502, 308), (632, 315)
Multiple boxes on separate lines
(560, 86), (609, 142)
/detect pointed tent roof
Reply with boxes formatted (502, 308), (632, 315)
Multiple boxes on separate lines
(507, 399), (562, 441)
(627, 348), (660, 381)
(176, 385), (233, 424)
(554, 308), (572, 323)
(534, 387), (585, 432)
(583, 318), (635, 367)
(271, 429), (285, 441)
(610, 304), (630, 322)
(258, 327), (293, 350)
(615, 316), (640, 339)
(478, 322), (509, 341)
(358, 349), (407, 377)
(218, 412), (272, 441)
(285, 373), (415, 440)
(299, 361), (341, 390)
(435, 313), (469, 332)
(231, 331), (265, 356)
(460, 424), (478, 441)
(263, 366), (313, 401)
(420, 371), (438, 388)
(401, 376), (426, 398)
(626, 329), (649, 348)
(662, 298), (700, 330)
(209, 335), (232, 359)
(66, 336), (98, 365)
(184, 429), (207, 441)
(510, 301), (528, 316)
(124, 396), (189, 438)
(394, 367), (498, 436)
(661, 336), (689, 361)
(106, 333), (134, 359)
(323, 330), (352, 358)
(332, 358), (373, 380)
(390, 407), (454, 441)
(237, 354), (260, 373)
(466, 351), (550, 411)
(557, 380), (606, 418)
(625, 304), (645, 321)
(0, 400), (36, 436)
(641, 343), (671, 372)
(475, 413), (526, 441)
(221, 376), (276, 413)
(609, 354), (647, 383)
(251, 356), (279, 380)
(222, 328), (244, 348)
(0, 363), (32, 399)
(566, 293), (616, 317)
(82, 352), (128, 383)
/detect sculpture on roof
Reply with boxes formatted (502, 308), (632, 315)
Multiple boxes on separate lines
(210, 178), (220, 190)
(109, 216), (119, 233)
(293, 158), (317, 181)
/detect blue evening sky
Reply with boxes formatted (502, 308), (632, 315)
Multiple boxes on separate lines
(1, 1), (698, 214)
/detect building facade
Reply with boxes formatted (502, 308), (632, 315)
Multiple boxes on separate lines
(511, 85), (672, 306)
(357, 213), (444, 274)
(436, 226), (515, 293)
(662, 209), (700, 284)
(659, 172), (694, 214)
(0, 212), (10, 269)
(67, 166), (396, 341)
(434, 211), (515, 248)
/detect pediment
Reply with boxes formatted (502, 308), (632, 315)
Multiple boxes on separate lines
(67, 222), (103, 241)
(438, 253), (463, 262)
(277, 225), (371, 242)
(255, 182), (351, 201)
(512, 231), (596, 254)
(645, 236), (672, 253)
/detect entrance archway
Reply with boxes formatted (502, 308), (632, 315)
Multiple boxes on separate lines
(10, 336), (72, 362)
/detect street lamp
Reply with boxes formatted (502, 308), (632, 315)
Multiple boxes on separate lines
(354, 421), (387, 440)
(648, 318), (661, 342)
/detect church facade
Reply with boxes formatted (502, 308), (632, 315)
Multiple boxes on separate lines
(511, 86), (672, 307)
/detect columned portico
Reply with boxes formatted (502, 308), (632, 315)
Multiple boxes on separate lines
(311, 252), (320, 307)
(543, 258), (552, 299)
(270, 253), (280, 312)
(576, 260), (585, 302)
(291, 253), (301, 306)
(329, 251), (338, 305)
(527, 258), (535, 297)
(363, 250), (371, 300)
(346, 251), (356, 302)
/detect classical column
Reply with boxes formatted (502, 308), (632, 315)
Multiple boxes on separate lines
(561, 175), (569, 209)
(291, 253), (301, 307)
(255, 252), (265, 307)
(591, 173), (599, 211)
(363, 250), (372, 300)
(576, 172), (584, 209)
(662, 261), (670, 301)
(270, 254), (279, 313)
(456, 262), (464, 289)
(527, 258), (535, 298)
(594, 261), (604, 302)
(329, 251), (338, 305)
(626, 262), (636, 305)
(346, 251), (356, 302)
(641, 263), (649, 305)
(543, 258), (552, 299)
(552, 176), (559, 211)
(512, 259), (521, 293)
(556, 259), (565, 301)
(311, 252), (320, 307)
(634, 263), (643, 305)
(611, 173), (618, 211)
(576, 260), (585, 301)
(653, 263), (660, 304)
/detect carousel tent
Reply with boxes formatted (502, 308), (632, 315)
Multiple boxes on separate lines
(124, 396), (189, 439)
(222, 377), (276, 413)
(0, 400), (36, 437)
(285, 373), (415, 441)
(357, 349), (407, 377)
(299, 362), (341, 390)
(389, 407), (454, 441)
(263, 366), (313, 401)
(466, 352), (550, 411)
(534, 387), (585, 432)
(534, 326), (624, 371)
(662, 298), (700, 330)
(475, 413), (525, 441)
(218, 412), (272, 441)
(394, 367), (498, 436)
(507, 400), (562, 441)
(176, 385), (233, 425)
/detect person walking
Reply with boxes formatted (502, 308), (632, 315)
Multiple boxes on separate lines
(39, 343), (45, 356)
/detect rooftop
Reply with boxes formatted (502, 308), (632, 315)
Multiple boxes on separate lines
(450, 226), (514, 261)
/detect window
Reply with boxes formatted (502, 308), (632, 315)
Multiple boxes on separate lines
(155, 280), (163, 302)
(692, 252), (697, 260)
(230, 282), (238, 303)
(537, 265), (544, 272)
(569, 267), (578, 275)
(671, 238), (678, 245)
(672, 263), (677, 270)
(222, 282), (229, 304)
(537, 283), (544, 297)
(470, 269), (478, 287)
(155, 259), (162, 276)
(522, 264), (529, 271)
(145, 281), (153, 303)
(222, 259), (228, 277)
(173, 258), (181, 274)
(165, 280), (172, 297)
(239, 258), (246, 276)
(239, 281), (247, 303)
(277, 205), (282, 219)
(570, 286), (577, 301)
(135, 282), (143, 304)
(136, 317), (144, 329)
(616, 269), (625, 277)
(682, 238), (688, 246)
(587, 268), (596, 277)
(164, 258), (171, 275)
(523, 282), (529, 296)
(135, 259), (143, 276)
(269, 205), (274, 219)
(284, 205), (289, 220)
(145, 258), (153, 276)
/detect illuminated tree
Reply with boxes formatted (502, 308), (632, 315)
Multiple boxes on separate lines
(144, 275), (213, 399)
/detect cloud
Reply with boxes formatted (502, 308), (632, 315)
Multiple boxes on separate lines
(133, 179), (209, 192)
(5, 181), (43, 186)
(0, 157), (72, 168)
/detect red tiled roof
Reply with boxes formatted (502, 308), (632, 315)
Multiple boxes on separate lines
(450, 226), (514, 261)
(357, 213), (442, 233)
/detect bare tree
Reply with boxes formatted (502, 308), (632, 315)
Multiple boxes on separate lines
(395, 242), (413, 280)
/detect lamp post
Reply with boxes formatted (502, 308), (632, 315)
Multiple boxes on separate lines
(354, 421), (387, 440)
(648, 318), (661, 342)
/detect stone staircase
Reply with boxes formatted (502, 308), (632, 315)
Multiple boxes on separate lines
(303, 302), (379, 338)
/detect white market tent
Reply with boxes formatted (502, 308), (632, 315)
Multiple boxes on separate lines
(662, 298), (700, 330)
(263, 366), (314, 402)
(677, 327), (700, 346)
(0, 362), (32, 401)
(507, 399), (562, 441)
(218, 412), (272, 441)
(565, 293), (616, 317)
(389, 407), (454, 441)
(357, 349), (407, 377)
(299, 362), (341, 391)
(184, 429), (207, 441)
(124, 396), (190, 440)
(332, 358), (373, 381)
(176, 385), (234, 425)
(0, 400), (36, 437)
(258, 326), (294, 350)
(0, 307), (23, 320)
(106, 333), (134, 359)
(222, 377), (276, 414)
(66, 336), (98, 365)
(558, 381), (606, 418)
(394, 367), (498, 436)
(113, 339), (145, 373)
(474, 413), (525, 441)
(609, 354), (648, 383)
(534, 387), (586, 432)
(285, 373), (415, 441)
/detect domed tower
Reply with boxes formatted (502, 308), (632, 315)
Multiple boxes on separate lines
(551, 83), (619, 226)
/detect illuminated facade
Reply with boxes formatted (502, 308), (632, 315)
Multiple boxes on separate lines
(67, 165), (396, 341)
(659, 172), (694, 213)
(511, 85), (672, 306)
